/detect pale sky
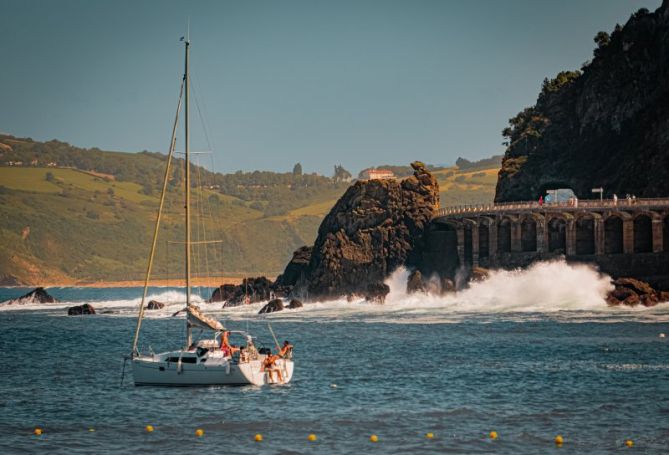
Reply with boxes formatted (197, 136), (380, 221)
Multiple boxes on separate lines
(0, 0), (661, 175)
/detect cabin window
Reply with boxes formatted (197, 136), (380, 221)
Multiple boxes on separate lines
(168, 357), (196, 364)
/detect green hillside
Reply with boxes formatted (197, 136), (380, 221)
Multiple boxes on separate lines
(0, 135), (498, 285)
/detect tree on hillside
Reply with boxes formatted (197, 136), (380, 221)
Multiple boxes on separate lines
(333, 164), (352, 183)
(292, 163), (303, 176)
(594, 31), (610, 49)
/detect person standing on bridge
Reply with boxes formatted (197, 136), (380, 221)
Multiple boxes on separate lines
(613, 194), (618, 206)
(539, 195), (544, 206)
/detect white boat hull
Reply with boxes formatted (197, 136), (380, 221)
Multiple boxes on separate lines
(132, 354), (294, 386)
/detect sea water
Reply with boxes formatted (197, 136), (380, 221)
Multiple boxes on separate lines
(0, 260), (668, 454)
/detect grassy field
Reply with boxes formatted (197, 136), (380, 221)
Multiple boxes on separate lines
(0, 163), (497, 285)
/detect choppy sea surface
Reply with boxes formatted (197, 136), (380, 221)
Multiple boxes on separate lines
(1, 261), (668, 454)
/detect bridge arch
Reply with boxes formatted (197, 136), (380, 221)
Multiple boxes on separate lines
(519, 215), (537, 252)
(478, 218), (492, 259)
(604, 214), (624, 254)
(633, 213), (653, 253)
(497, 217), (512, 253)
(546, 214), (568, 253)
(574, 212), (597, 255)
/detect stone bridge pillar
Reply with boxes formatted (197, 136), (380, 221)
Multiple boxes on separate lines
(652, 217), (664, 253)
(623, 219), (634, 254)
(471, 222), (479, 268)
(536, 218), (545, 253)
(594, 216), (605, 255)
(456, 225), (465, 267)
(566, 219), (576, 256)
(488, 220), (498, 264)
(511, 218), (522, 253)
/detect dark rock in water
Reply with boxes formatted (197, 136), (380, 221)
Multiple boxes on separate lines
(146, 300), (165, 310)
(67, 304), (96, 315)
(3, 287), (58, 305)
(441, 278), (456, 294)
(365, 282), (390, 304)
(294, 161), (439, 300)
(470, 267), (490, 283)
(407, 270), (425, 294)
(495, 2), (669, 202)
(275, 246), (312, 288)
(210, 284), (237, 303)
(606, 278), (666, 307)
(258, 298), (284, 314)
(211, 277), (275, 307)
(287, 299), (303, 309)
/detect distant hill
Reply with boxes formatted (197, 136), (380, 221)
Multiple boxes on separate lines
(0, 135), (499, 285)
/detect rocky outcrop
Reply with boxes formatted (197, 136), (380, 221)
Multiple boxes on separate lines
(146, 300), (165, 310)
(606, 278), (669, 306)
(495, 2), (669, 202)
(211, 277), (276, 307)
(274, 246), (312, 288)
(407, 270), (426, 293)
(67, 304), (96, 315)
(294, 161), (439, 300)
(365, 282), (390, 304)
(287, 299), (303, 309)
(3, 287), (58, 305)
(258, 298), (284, 314)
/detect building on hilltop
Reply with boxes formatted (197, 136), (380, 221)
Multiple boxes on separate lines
(359, 168), (395, 180)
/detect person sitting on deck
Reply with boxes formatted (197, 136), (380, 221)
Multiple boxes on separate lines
(220, 331), (239, 357)
(279, 340), (293, 359)
(261, 353), (283, 383)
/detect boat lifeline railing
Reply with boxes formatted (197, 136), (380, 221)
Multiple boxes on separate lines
(434, 197), (669, 217)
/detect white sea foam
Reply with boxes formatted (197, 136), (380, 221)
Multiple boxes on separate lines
(2, 260), (668, 323)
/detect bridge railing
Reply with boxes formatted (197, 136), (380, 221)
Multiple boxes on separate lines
(434, 197), (669, 217)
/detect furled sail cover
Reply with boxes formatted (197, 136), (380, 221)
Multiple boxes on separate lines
(187, 304), (224, 331)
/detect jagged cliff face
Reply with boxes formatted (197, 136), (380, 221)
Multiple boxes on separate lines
(495, 2), (669, 202)
(281, 163), (439, 300)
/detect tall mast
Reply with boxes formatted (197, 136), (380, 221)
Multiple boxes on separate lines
(184, 35), (193, 349)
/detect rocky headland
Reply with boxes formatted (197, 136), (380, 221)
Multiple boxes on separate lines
(213, 161), (439, 305)
(495, 2), (669, 202)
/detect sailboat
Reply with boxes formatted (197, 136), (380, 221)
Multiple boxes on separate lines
(130, 36), (294, 386)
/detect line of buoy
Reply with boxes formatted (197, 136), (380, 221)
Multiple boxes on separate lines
(29, 426), (641, 448)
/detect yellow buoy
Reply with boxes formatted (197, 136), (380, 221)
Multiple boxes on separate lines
(370, 434), (379, 443)
(308, 433), (317, 442)
(195, 428), (204, 437)
(255, 433), (263, 442)
(625, 439), (634, 448)
(34, 428), (43, 436)
(555, 435), (564, 445)
(88, 428), (95, 432)
(425, 432), (434, 439)
(145, 425), (154, 433)
(489, 431), (498, 440)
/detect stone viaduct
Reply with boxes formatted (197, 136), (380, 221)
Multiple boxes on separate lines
(422, 198), (669, 288)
